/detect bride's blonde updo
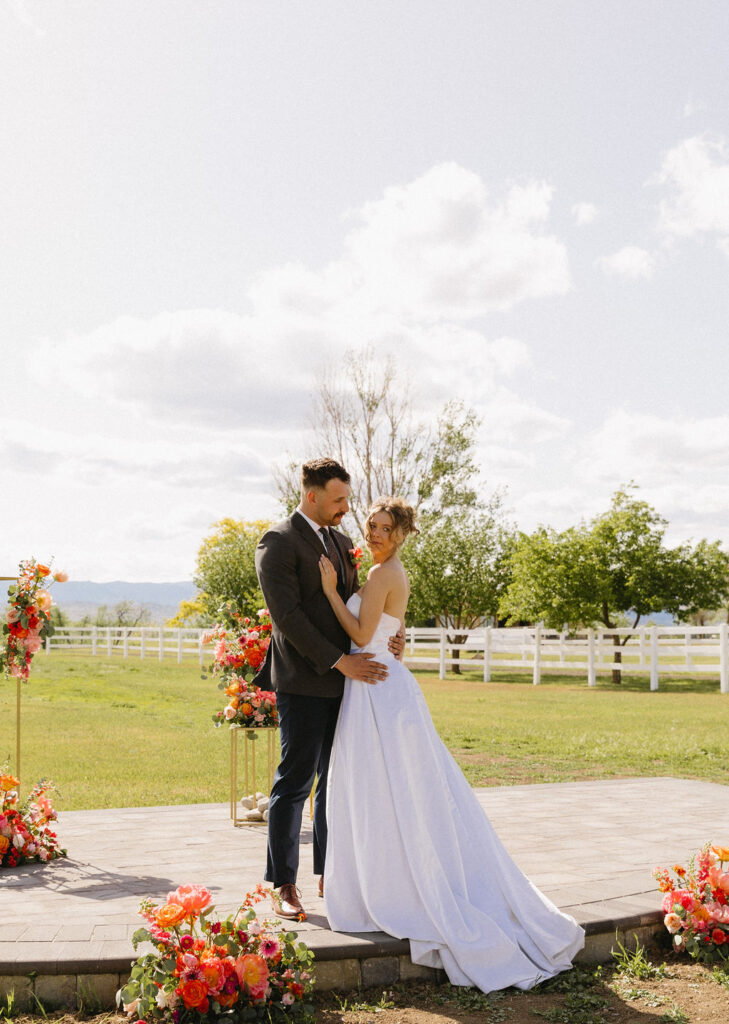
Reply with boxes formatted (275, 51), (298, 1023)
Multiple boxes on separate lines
(365, 496), (419, 548)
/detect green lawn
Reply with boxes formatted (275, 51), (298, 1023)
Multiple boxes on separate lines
(1, 653), (727, 809)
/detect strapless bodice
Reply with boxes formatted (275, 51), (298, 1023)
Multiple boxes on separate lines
(345, 592), (401, 658)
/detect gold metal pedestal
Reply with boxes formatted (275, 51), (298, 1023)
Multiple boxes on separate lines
(229, 726), (279, 827)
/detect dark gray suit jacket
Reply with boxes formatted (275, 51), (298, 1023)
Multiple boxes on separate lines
(254, 512), (361, 698)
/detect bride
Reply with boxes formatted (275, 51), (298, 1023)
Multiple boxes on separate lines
(318, 497), (584, 993)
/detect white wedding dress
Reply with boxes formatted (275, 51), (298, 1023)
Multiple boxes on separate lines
(324, 593), (584, 992)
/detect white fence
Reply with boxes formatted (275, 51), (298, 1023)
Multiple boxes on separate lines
(47, 626), (207, 663)
(46, 622), (729, 692)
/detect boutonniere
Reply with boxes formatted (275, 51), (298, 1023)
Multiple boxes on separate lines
(348, 546), (363, 570)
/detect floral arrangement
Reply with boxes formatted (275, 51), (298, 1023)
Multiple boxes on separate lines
(204, 608), (277, 729)
(347, 546), (363, 571)
(120, 883), (315, 1023)
(0, 769), (66, 868)
(1, 559), (68, 680)
(654, 843), (729, 964)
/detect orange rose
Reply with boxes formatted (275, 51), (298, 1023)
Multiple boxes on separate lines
(0, 774), (20, 792)
(240, 702), (253, 716)
(167, 883), (213, 916)
(53, 570), (69, 583)
(36, 564), (51, 577)
(713, 845), (729, 863)
(154, 902), (187, 928)
(215, 991), (239, 1008)
(0, 836), (9, 855)
(179, 979), (208, 1009)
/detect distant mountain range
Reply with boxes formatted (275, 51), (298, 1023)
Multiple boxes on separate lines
(49, 580), (197, 624)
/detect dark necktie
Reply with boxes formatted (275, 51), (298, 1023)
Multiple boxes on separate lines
(319, 527), (344, 582)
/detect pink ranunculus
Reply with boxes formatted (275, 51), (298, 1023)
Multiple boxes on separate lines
(6, 606), (21, 623)
(167, 883), (213, 917)
(223, 705), (237, 720)
(24, 636), (43, 655)
(35, 589), (52, 613)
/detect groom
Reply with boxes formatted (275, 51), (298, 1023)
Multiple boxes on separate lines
(255, 458), (400, 920)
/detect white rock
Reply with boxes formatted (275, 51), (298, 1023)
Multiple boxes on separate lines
(244, 809), (264, 821)
(240, 796), (256, 810)
(255, 791), (266, 801)
(262, 809), (269, 821)
(257, 797), (269, 812)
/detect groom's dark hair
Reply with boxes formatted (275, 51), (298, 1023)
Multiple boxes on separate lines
(301, 458), (350, 491)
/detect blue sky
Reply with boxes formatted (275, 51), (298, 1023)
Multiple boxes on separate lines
(2, 1), (729, 580)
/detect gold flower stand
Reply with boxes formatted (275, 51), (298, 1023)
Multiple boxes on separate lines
(229, 725), (279, 827)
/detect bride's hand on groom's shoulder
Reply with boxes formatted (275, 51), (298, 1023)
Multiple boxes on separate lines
(388, 628), (406, 661)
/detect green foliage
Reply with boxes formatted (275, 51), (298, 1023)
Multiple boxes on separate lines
(404, 501), (514, 630)
(612, 934), (666, 979)
(501, 485), (729, 631)
(186, 518), (270, 623)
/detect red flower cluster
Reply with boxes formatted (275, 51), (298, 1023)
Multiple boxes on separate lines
(654, 844), (729, 965)
(204, 610), (277, 730)
(0, 771), (66, 868)
(1, 559), (67, 681)
(121, 883), (315, 1023)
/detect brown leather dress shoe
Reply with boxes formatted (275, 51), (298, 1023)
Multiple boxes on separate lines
(273, 883), (306, 920)
(318, 876), (324, 898)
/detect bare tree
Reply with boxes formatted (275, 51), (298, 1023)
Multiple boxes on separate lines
(274, 350), (480, 537)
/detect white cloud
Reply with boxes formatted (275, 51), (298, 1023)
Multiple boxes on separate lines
(571, 202), (597, 226)
(599, 246), (655, 279)
(580, 409), (729, 483)
(251, 162), (571, 321)
(657, 134), (729, 240)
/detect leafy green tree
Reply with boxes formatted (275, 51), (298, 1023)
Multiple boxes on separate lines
(174, 518), (270, 624)
(403, 498), (514, 673)
(501, 486), (729, 682)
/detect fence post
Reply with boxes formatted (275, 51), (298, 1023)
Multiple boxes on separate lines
(439, 629), (446, 680)
(720, 623), (729, 695)
(650, 627), (659, 691)
(686, 627), (693, 671)
(199, 636), (205, 667)
(532, 625), (541, 686)
(91, 626), (97, 657)
(639, 626), (646, 668)
(123, 629), (129, 658)
(483, 627), (491, 682)
(177, 629), (183, 664)
(587, 628), (596, 687)
(409, 626), (415, 655)
(106, 627), (112, 656)
(45, 634), (51, 653)
(140, 629), (146, 659)
(158, 628), (164, 662)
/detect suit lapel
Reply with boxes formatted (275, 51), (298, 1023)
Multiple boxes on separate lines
(291, 511), (327, 559)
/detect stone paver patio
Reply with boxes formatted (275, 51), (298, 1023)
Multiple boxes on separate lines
(1, 777), (728, 1008)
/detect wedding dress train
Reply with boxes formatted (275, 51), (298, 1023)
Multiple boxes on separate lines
(324, 593), (584, 992)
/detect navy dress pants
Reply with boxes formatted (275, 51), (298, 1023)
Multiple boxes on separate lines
(265, 690), (342, 887)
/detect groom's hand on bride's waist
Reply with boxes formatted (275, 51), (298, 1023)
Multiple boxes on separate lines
(336, 652), (388, 684)
(388, 628), (406, 661)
